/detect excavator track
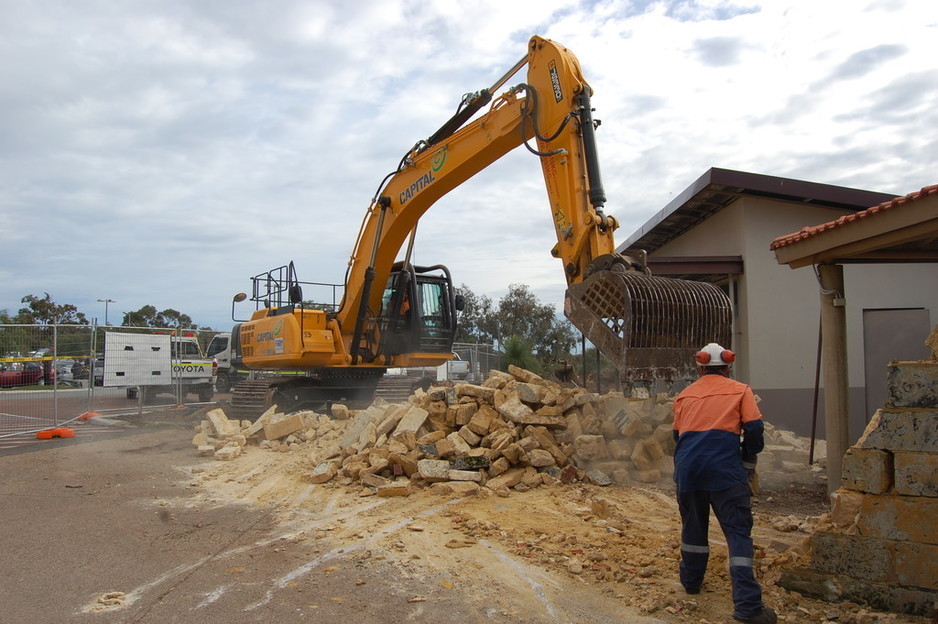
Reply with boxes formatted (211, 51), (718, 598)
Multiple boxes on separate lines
(565, 270), (732, 383)
(373, 376), (432, 404)
(228, 369), (387, 421)
(228, 379), (278, 422)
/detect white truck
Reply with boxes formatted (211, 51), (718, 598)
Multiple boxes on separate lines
(98, 332), (216, 403)
(205, 332), (250, 392)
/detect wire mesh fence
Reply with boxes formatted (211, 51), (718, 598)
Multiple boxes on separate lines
(0, 324), (222, 438)
(0, 326), (508, 438)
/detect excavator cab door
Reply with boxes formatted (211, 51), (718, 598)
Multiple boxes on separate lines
(379, 264), (458, 356)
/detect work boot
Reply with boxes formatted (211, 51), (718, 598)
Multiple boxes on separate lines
(682, 584), (700, 595)
(733, 607), (777, 624)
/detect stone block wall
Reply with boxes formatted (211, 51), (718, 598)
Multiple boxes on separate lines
(780, 361), (938, 616)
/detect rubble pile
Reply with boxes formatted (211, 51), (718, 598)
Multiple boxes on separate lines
(192, 364), (825, 495)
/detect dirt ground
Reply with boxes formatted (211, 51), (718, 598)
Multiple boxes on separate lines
(177, 403), (929, 624)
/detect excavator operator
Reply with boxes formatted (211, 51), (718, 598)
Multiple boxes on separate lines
(671, 343), (776, 624)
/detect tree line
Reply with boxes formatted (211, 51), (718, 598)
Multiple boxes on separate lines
(2, 289), (615, 382)
(0, 293), (199, 329)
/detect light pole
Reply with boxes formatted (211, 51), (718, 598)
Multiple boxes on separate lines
(97, 298), (116, 325)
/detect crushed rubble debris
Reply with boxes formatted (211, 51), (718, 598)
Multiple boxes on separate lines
(193, 365), (827, 495)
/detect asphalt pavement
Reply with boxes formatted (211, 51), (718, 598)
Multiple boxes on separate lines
(0, 417), (577, 624)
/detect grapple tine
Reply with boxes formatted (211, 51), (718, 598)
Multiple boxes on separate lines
(564, 271), (732, 382)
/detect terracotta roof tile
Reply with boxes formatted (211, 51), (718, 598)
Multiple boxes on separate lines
(769, 184), (938, 251)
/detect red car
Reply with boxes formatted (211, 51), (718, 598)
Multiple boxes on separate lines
(0, 361), (54, 387)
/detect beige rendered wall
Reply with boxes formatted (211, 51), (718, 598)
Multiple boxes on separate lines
(651, 197), (846, 390)
(647, 197), (938, 440)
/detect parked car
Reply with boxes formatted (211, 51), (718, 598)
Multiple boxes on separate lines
(0, 361), (54, 387)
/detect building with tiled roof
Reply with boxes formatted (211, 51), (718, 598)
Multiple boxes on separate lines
(619, 169), (937, 449)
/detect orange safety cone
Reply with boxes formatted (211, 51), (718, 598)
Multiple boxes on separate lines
(77, 412), (102, 422)
(36, 427), (76, 439)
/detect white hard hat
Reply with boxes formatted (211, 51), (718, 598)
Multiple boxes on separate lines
(694, 343), (736, 366)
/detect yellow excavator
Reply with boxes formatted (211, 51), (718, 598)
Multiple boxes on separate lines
(227, 35), (731, 418)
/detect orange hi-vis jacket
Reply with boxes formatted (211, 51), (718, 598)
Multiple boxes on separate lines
(672, 372), (765, 492)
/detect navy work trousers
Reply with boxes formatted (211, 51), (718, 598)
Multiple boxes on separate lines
(677, 484), (763, 618)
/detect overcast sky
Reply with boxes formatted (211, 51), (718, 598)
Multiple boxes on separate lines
(1, 0), (935, 331)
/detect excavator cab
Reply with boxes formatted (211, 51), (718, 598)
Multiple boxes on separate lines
(379, 262), (463, 357)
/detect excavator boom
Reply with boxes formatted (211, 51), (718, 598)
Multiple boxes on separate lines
(229, 35), (732, 418)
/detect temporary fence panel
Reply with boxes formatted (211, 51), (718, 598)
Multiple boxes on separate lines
(1, 324), (223, 439)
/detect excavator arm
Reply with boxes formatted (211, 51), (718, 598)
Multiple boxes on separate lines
(230, 35), (731, 419)
(338, 35), (729, 379)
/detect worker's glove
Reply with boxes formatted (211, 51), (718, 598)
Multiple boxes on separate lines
(742, 455), (759, 495)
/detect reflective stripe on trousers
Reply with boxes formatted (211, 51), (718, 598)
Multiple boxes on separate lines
(676, 484), (763, 617)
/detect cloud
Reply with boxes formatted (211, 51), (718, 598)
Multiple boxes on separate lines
(0, 0), (935, 330)
(691, 36), (747, 67)
(826, 43), (908, 82)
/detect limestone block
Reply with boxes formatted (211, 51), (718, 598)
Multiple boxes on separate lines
(779, 566), (938, 617)
(525, 425), (567, 466)
(498, 395), (534, 423)
(376, 405), (406, 437)
(377, 483), (411, 497)
(894, 540), (938, 590)
(430, 481), (481, 497)
(264, 413), (304, 441)
(515, 382), (543, 404)
(528, 448), (556, 467)
(305, 460), (336, 484)
(894, 451), (938, 497)
(214, 444), (242, 461)
(488, 457), (510, 477)
(507, 365), (546, 385)
(573, 434), (608, 461)
(454, 402), (478, 427)
(600, 393), (632, 420)
(857, 494), (938, 544)
(483, 428), (515, 452)
(856, 409), (938, 453)
(331, 403), (350, 420)
(586, 469), (613, 486)
(829, 488), (864, 531)
(207, 408), (240, 437)
(485, 467), (525, 490)
(841, 447), (893, 494)
(416, 430), (446, 445)
(339, 410), (374, 448)
(446, 431), (472, 455)
(631, 438), (665, 471)
(433, 437), (456, 458)
(417, 459), (452, 482)
(607, 438), (636, 461)
(886, 361), (938, 408)
(466, 405), (495, 435)
(448, 469), (483, 482)
(501, 442), (530, 466)
(455, 383), (497, 402)
(457, 425), (481, 446)
(810, 531), (891, 582)
(388, 452), (419, 477)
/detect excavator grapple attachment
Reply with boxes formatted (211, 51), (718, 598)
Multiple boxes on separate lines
(564, 271), (732, 383)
